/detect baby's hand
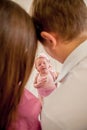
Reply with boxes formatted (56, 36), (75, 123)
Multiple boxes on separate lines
(35, 77), (47, 88)
(40, 76), (47, 83)
(34, 76), (47, 88)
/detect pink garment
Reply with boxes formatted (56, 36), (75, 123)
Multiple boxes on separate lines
(8, 88), (42, 130)
(37, 72), (56, 97)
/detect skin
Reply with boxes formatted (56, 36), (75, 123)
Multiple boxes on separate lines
(41, 31), (87, 63)
(34, 57), (50, 88)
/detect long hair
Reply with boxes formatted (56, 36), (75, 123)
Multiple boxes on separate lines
(0, 0), (37, 129)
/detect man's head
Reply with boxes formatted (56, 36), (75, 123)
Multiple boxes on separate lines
(31, 0), (87, 42)
(31, 0), (87, 63)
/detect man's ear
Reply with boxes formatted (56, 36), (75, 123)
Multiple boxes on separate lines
(40, 31), (57, 49)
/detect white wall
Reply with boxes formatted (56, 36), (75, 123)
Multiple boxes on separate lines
(84, 0), (87, 4)
(12, 0), (32, 12)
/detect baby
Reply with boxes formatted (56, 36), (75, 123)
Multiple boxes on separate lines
(34, 53), (59, 103)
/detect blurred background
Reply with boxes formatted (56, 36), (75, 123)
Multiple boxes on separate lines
(12, 0), (87, 96)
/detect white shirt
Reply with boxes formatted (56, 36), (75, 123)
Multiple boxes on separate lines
(41, 40), (87, 130)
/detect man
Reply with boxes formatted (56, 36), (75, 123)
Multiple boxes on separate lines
(31, 0), (87, 129)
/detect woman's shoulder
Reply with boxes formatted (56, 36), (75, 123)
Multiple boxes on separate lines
(20, 88), (41, 108)
(8, 88), (41, 130)
(24, 88), (38, 100)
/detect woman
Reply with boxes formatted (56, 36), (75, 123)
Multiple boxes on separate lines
(0, 0), (41, 130)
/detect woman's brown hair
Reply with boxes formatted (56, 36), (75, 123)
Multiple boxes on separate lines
(0, 0), (37, 129)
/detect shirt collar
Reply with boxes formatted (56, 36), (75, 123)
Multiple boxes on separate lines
(58, 40), (87, 82)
